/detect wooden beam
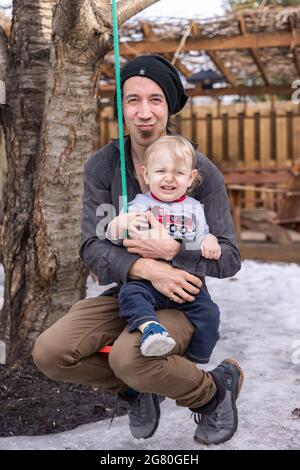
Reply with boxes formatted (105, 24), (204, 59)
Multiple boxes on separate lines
(186, 84), (291, 97)
(190, 21), (236, 87)
(239, 16), (269, 86)
(224, 170), (290, 185)
(250, 48), (270, 86)
(238, 16), (247, 36)
(239, 241), (300, 263)
(99, 83), (292, 98)
(101, 63), (115, 79)
(293, 45), (300, 77)
(207, 51), (237, 87)
(288, 18), (300, 77)
(141, 22), (156, 40)
(119, 32), (300, 55)
(164, 53), (191, 78)
(190, 21), (200, 38)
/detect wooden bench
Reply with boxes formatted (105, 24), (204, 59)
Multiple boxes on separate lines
(222, 163), (300, 243)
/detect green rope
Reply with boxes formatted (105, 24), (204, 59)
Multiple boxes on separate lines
(112, 0), (128, 213)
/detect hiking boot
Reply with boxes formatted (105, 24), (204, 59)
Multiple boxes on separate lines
(120, 392), (162, 439)
(140, 322), (176, 356)
(193, 358), (244, 445)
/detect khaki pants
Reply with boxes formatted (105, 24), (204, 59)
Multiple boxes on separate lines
(32, 296), (216, 409)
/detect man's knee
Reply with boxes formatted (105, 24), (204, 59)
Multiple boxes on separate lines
(108, 336), (162, 393)
(32, 328), (69, 381)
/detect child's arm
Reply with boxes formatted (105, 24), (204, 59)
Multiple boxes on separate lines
(201, 234), (222, 260)
(106, 213), (130, 241)
(106, 212), (149, 244)
(190, 201), (221, 260)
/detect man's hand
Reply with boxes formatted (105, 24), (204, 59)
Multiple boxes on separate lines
(134, 211), (171, 240)
(151, 263), (202, 303)
(123, 237), (181, 261)
(124, 211), (181, 261)
(128, 259), (202, 303)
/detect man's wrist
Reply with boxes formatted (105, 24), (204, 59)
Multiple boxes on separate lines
(165, 239), (181, 260)
(128, 258), (157, 281)
(162, 239), (181, 261)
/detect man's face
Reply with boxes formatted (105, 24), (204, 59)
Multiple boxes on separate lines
(122, 76), (169, 149)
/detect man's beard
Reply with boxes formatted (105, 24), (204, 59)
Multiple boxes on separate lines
(139, 129), (154, 140)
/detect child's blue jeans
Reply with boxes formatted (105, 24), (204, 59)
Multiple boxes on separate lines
(119, 280), (220, 364)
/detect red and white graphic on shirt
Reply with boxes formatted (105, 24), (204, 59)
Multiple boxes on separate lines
(151, 206), (194, 237)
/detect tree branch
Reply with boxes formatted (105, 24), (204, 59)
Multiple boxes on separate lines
(54, 0), (112, 40)
(52, 0), (113, 63)
(117, 0), (159, 26)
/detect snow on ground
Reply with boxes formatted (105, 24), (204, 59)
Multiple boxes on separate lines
(0, 260), (300, 450)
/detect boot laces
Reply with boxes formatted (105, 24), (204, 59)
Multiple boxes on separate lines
(192, 404), (223, 431)
(108, 396), (121, 429)
(109, 393), (146, 429)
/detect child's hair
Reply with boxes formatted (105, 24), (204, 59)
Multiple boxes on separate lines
(144, 135), (201, 192)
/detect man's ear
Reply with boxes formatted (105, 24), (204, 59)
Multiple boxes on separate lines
(140, 166), (149, 184)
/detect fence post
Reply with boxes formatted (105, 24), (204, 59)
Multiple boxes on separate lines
(270, 110), (277, 161)
(104, 116), (109, 146)
(175, 114), (182, 135)
(254, 112), (261, 163)
(191, 112), (197, 143)
(238, 112), (245, 162)
(222, 113), (229, 162)
(206, 113), (212, 158)
(286, 110), (293, 161)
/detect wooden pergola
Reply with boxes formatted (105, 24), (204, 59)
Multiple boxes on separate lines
(99, 6), (300, 101)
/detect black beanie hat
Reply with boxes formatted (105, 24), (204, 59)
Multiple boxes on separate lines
(120, 55), (188, 115)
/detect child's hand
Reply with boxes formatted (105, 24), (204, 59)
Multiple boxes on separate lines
(108, 212), (148, 241)
(126, 212), (149, 239)
(200, 234), (221, 260)
(137, 211), (172, 240)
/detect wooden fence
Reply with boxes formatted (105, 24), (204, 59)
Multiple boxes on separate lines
(175, 104), (300, 171)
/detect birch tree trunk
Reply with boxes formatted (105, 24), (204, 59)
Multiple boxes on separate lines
(0, 0), (57, 362)
(0, 0), (158, 363)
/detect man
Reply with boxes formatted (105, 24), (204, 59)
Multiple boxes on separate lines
(33, 55), (243, 445)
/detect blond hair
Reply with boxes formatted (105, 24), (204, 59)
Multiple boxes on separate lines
(144, 135), (201, 192)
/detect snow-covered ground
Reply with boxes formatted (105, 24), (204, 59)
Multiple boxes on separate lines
(0, 260), (300, 450)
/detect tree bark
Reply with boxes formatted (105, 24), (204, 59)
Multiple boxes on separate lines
(0, 0), (159, 363)
(0, 0), (57, 362)
(0, 24), (8, 207)
(28, 0), (114, 355)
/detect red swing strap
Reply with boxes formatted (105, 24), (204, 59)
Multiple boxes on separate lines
(99, 345), (112, 354)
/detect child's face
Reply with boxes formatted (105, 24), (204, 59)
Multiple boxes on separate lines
(141, 148), (198, 202)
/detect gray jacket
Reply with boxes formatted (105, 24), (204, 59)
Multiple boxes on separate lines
(80, 137), (241, 292)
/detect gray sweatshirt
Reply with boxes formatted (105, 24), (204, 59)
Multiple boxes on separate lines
(80, 136), (241, 291)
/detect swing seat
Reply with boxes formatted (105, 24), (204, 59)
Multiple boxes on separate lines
(99, 345), (112, 355)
